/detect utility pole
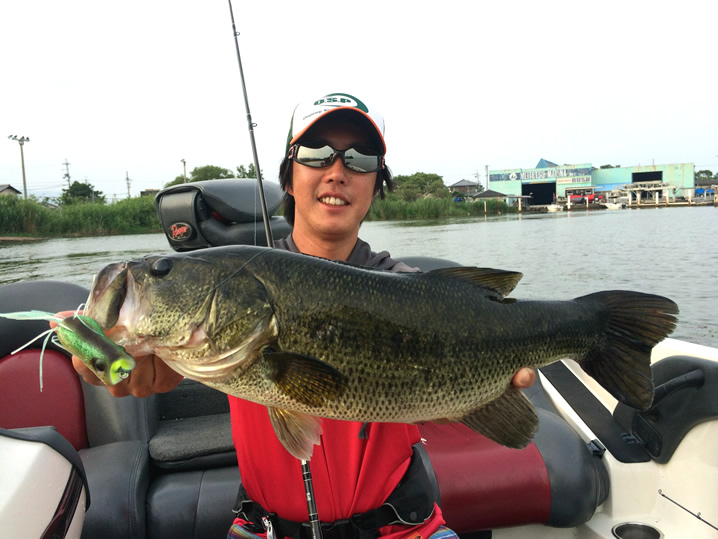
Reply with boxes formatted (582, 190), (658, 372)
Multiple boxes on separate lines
(181, 159), (187, 183)
(125, 171), (132, 198)
(485, 164), (490, 191)
(473, 171), (481, 193)
(8, 135), (30, 199)
(62, 159), (72, 188)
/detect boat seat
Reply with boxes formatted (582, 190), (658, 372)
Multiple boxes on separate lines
(0, 426), (89, 537)
(418, 375), (609, 533)
(0, 348), (88, 450)
(0, 280), (239, 539)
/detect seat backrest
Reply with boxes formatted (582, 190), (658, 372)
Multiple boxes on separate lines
(0, 349), (88, 450)
(0, 279), (92, 451)
(155, 178), (291, 252)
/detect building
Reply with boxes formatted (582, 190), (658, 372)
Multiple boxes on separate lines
(449, 179), (480, 197)
(488, 159), (695, 205)
(0, 184), (21, 196)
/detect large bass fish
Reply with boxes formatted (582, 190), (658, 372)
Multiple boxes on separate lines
(86, 245), (678, 460)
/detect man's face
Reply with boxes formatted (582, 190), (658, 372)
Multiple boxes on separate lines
(288, 117), (380, 245)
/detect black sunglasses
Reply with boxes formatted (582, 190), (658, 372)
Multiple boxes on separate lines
(289, 144), (384, 173)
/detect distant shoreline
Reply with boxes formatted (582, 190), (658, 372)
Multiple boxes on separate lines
(0, 236), (44, 242)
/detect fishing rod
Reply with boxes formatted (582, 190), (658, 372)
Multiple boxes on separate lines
(227, 0), (273, 248)
(226, 3), (322, 539)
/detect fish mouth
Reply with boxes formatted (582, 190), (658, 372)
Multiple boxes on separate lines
(87, 262), (129, 329)
(86, 260), (158, 353)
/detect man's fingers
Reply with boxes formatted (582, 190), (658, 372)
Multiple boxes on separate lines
(73, 352), (183, 398)
(512, 368), (536, 389)
(71, 355), (102, 385)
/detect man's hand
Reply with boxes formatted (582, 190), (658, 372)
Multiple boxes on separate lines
(512, 368), (535, 389)
(53, 310), (183, 398)
(71, 353), (183, 398)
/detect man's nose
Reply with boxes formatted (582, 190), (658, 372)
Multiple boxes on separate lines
(325, 153), (348, 183)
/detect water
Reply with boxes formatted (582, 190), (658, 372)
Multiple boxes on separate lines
(1, 206), (716, 347)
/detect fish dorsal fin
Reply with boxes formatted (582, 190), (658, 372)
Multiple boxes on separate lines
(461, 386), (538, 448)
(428, 267), (523, 298)
(263, 350), (348, 407)
(267, 406), (322, 460)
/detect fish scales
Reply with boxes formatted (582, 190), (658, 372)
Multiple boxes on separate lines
(220, 252), (512, 420)
(85, 245), (679, 460)
(262, 264), (594, 420)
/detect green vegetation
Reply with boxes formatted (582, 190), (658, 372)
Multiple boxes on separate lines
(695, 169), (718, 187)
(365, 171), (509, 220)
(60, 181), (106, 205)
(1, 167), (514, 238)
(0, 195), (159, 237)
(368, 197), (513, 221)
(392, 172), (452, 201)
(165, 164), (263, 188)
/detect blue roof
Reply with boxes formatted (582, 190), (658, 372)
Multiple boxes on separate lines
(536, 158), (559, 169)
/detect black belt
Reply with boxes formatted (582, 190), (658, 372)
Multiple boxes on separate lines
(234, 447), (436, 539)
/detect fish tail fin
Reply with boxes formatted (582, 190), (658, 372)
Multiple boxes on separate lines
(576, 291), (679, 410)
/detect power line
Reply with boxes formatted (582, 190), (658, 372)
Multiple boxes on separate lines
(27, 183), (65, 190)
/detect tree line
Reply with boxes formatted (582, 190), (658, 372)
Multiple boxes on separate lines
(167, 165), (483, 201)
(0, 164), (500, 238)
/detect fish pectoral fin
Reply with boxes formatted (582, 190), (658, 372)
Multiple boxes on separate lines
(263, 350), (348, 407)
(461, 386), (538, 449)
(267, 407), (322, 461)
(427, 267), (523, 299)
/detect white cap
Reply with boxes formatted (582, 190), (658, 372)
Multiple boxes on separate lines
(286, 92), (386, 154)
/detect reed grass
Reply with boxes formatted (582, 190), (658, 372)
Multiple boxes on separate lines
(0, 194), (514, 238)
(0, 196), (160, 237)
(367, 197), (515, 221)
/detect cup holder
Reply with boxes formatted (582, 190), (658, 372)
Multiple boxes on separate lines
(612, 522), (663, 539)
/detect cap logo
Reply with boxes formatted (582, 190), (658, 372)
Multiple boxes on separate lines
(314, 93), (369, 113)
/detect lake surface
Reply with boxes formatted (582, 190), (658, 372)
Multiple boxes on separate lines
(1, 206), (716, 347)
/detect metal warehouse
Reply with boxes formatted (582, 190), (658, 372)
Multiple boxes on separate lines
(488, 159), (695, 206)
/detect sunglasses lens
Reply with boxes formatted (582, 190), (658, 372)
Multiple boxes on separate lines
(295, 145), (335, 168)
(343, 148), (381, 173)
(293, 145), (381, 172)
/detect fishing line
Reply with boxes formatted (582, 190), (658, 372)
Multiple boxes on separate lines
(227, 0), (273, 249)
(226, 3), (320, 538)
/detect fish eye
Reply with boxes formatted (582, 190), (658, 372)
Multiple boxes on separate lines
(91, 358), (105, 372)
(150, 258), (173, 277)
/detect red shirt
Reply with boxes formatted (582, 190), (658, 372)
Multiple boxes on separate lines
(229, 398), (445, 538)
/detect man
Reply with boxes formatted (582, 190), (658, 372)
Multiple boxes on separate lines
(70, 92), (535, 538)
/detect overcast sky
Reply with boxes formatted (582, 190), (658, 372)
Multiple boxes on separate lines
(1, 0), (716, 200)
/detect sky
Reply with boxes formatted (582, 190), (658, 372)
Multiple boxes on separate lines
(1, 0), (716, 201)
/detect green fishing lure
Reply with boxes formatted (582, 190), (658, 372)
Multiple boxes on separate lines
(0, 310), (135, 389)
